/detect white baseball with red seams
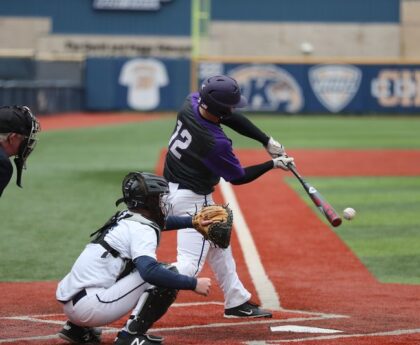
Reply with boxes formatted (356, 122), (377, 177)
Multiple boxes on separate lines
(343, 207), (356, 220)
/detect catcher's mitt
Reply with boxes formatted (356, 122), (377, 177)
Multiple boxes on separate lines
(192, 204), (233, 249)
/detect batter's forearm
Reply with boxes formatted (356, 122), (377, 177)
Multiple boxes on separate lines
(221, 112), (269, 145)
(230, 161), (274, 185)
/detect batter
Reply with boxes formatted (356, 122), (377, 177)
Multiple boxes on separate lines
(163, 75), (294, 317)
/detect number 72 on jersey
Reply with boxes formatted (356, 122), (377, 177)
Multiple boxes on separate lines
(168, 120), (192, 159)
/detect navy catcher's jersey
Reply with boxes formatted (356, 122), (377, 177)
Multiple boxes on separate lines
(164, 93), (244, 195)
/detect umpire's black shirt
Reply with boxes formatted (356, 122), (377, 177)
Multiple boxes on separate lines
(0, 147), (12, 197)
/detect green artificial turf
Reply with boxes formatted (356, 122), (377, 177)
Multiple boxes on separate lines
(1, 114), (420, 282)
(224, 115), (420, 148)
(287, 176), (420, 284)
(0, 119), (176, 280)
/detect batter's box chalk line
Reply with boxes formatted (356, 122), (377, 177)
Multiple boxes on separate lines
(0, 304), (348, 344)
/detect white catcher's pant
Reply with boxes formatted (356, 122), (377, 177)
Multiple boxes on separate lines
(167, 182), (251, 309)
(63, 272), (151, 327)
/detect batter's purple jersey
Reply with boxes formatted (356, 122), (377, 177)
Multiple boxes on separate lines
(164, 93), (244, 195)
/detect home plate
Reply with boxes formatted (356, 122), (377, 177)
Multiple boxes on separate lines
(270, 325), (343, 334)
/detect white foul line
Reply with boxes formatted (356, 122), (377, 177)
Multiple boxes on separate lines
(219, 178), (281, 310)
(244, 327), (420, 344)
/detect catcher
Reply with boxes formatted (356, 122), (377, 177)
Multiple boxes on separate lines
(56, 171), (232, 345)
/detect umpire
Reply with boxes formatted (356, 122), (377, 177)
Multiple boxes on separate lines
(0, 105), (40, 197)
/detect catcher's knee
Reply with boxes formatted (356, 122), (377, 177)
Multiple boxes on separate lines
(127, 265), (179, 335)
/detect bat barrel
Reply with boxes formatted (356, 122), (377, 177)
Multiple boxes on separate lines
(288, 164), (342, 228)
(331, 217), (342, 227)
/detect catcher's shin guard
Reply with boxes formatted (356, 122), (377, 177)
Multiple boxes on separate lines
(127, 266), (179, 335)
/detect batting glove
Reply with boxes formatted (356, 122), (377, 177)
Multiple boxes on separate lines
(265, 137), (286, 158)
(272, 156), (295, 171)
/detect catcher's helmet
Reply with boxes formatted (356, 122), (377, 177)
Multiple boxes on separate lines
(116, 172), (169, 210)
(198, 75), (247, 118)
(116, 172), (169, 228)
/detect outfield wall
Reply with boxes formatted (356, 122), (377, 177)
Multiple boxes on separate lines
(1, 56), (419, 114)
(84, 57), (420, 114)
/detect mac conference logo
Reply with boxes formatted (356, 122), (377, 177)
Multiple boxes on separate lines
(309, 65), (361, 113)
(229, 65), (304, 113)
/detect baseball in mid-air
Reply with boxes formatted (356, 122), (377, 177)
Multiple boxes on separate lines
(343, 207), (356, 220)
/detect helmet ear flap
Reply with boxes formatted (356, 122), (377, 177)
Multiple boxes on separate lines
(115, 197), (125, 207)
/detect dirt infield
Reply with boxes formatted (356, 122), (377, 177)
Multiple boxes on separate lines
(1, 114), (420, 344)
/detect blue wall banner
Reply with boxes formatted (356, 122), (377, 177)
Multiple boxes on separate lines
(86, 57), (190, 111)
(85, 59), (420, 114)
(197, 62), (420, 114)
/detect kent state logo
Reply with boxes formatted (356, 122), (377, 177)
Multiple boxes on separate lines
(229, 65), (304, 113)
(371, 69), (420, 108)
(309, 64), (362, 113)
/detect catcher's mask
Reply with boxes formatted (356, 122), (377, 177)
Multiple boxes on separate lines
(0, 105), (40, 187)
(116, 172), (169, 228)
(198, 75), (247, 119)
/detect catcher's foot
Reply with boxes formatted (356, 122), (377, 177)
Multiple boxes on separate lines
(114, 331), (164, 345)
(58, 320), (101, 344)
(224, 301), (272, 318)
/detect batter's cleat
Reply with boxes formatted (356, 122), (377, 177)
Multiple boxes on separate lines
(224, 301), (272, 318)
(114, 331), (164, 345)
(58, 320), (102, 344)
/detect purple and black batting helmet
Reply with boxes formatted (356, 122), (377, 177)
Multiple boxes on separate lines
(199, 75), (247, 118)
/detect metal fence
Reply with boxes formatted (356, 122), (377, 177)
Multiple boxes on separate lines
(0, 80), (83, 114)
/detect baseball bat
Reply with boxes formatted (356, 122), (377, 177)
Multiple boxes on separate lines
(288, 164), (342, 227)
